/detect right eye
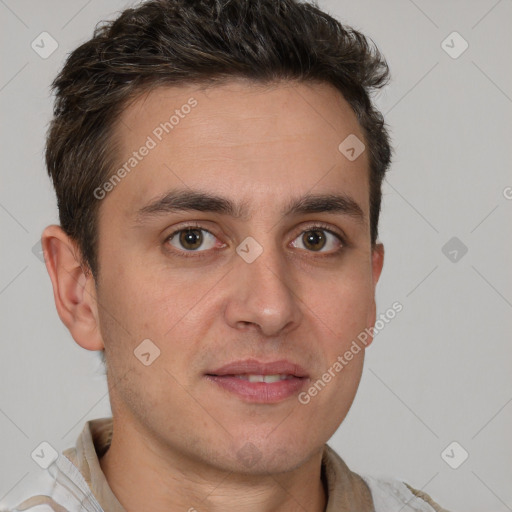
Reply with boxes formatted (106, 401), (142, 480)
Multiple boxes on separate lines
(165, 226), (221, 254)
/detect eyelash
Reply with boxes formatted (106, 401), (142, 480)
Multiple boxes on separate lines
(163, 222), (347, 259)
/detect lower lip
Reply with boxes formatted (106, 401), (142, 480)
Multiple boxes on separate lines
(205, 375), (308, 403)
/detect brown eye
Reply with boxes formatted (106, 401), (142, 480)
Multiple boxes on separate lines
(179, 228), (203, 250)
(290, 227), (343, 254)
(302, 230), (326, 251)
(167, 227), (218, 252)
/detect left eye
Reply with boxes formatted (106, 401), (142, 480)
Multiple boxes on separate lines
(290, 228), (342, 253)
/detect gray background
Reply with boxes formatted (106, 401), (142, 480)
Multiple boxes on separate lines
(1, 0), (511, 510)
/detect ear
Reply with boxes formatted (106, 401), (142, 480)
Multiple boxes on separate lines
(41, 225), (104, 351)
(371, 242), (385, 287)
(364, 242), (385, 348)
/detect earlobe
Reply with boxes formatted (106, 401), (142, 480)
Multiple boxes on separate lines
(41, 225), (104, 352)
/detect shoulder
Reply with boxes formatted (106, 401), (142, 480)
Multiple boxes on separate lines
(403, 482), (452, 512)
(0, 468), (57, 512)
(0, 453), (103, 512)
(322, 444), (451, 511)
(361, 475), (452, 512)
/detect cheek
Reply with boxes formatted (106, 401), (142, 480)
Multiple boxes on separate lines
(307, 265), (374, 343)
(99, 255), (180, 332)
(297, 349), (365, 444)
(97, 260), (214, 383)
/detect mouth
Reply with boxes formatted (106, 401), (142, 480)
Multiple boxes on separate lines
(206, 358), (309, 378)
(205, 359), (309, 403)
(220, 374), (298, 383)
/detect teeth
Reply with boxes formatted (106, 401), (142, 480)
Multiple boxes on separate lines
(235, 374), (292, 383)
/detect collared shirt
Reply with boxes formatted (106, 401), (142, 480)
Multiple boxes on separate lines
(3, 417), (450, 512)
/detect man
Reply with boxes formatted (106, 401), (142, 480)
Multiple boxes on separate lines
(3, 0), (450, 510)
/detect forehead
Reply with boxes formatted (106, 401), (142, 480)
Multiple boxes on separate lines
(105, 79), (370, 222)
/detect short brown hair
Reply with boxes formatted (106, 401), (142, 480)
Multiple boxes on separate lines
(46, 0), (392, 279)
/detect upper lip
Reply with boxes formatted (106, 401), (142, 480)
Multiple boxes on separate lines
(207, 359), (309, 378)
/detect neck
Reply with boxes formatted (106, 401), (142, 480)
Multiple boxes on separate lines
(99, 417), (327, 512)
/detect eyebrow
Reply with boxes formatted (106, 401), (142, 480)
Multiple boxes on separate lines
(134, 188), (365, 225)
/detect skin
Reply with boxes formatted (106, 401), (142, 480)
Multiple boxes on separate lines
(42, 79), (384, 512)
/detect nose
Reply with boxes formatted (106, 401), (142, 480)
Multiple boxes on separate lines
(223, 241), (302, 338)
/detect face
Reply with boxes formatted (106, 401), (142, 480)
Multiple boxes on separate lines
(92, 79), (384, 474)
